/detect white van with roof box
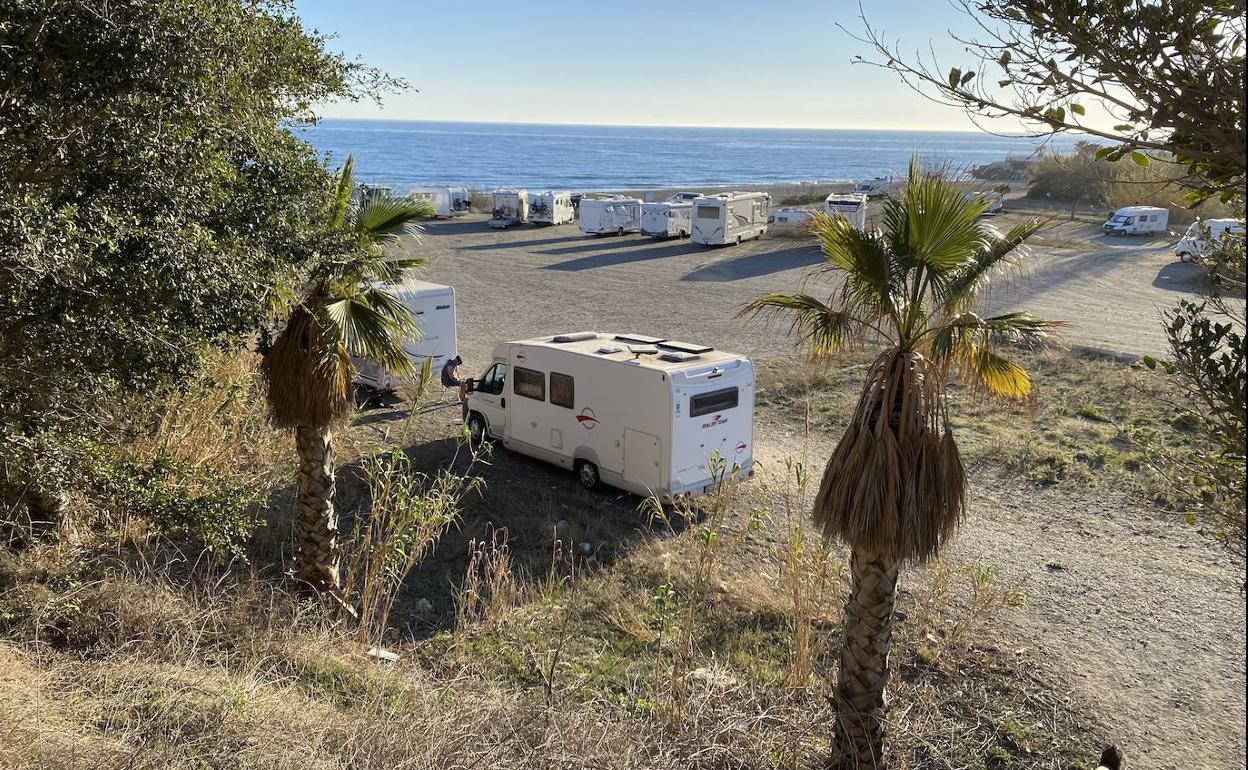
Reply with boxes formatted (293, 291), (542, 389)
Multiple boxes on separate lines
(691, 192), (771, 246)
(641, 201), (693, 238)
(466, 332), (755, 498)
(354, 280), (457, 390)
(1102, 205), (1168, 236)
(1175, 218), (1245, 262)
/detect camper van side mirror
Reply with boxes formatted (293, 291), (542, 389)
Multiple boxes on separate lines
(465, 379), (477, 394)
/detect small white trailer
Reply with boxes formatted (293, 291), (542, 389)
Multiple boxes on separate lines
(962, 190), (1004, 215)
(767, 207), (815, 235)
(823, 193), (868, 230)
(529, 191), (576, 226)
(466, 332), (755, 498)
(852, 178), (890, 198)
(354, 280), (457, 391)
(408, 186), (472, 218)
(578, 197), (643, 235)
(1102, 205), (1168, 236)
(641, 201), (693, 238)
(691, 192), (771, 246)
(489, 189), (529, 229)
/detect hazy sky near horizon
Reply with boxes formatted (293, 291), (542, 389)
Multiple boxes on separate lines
(294, 1), (1022, 131)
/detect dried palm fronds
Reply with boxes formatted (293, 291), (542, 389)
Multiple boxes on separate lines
(812, 348), (964, 563)
(261, 305), (353, 430)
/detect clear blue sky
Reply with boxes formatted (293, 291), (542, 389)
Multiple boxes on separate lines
(293, 0), (1000, 130)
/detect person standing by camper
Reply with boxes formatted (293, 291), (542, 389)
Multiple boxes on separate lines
(441, 355), (468, 420)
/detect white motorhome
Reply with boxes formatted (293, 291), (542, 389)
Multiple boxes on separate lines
(963, 190), (1004, 215)
(691, 192), (771, 246)
(465, 332), (755, 498)
(408, 186), (472, 218)
(489, 189), (528, 229)
(666, 191), (703, 203)
(529, 191), (576, 226)
(1176, 218), (1245, 262)
(1103, 206), (1168, 236)
(767, 207), (815, 235)
(641, 201), (693, 238)
(823, 193), (868, 230)
(354, 280), (457, 391)
(852, 178), (890, 198)
(578, 196), (643, 235)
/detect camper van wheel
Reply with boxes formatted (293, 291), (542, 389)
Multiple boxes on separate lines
(735, 235), (742, 245)
(1179, 252), (1192, 263)
(679, 229), (688, 238)
(575, 460), (600, 490)
(467, 412), (489, 445)
(616, 227), (624, 236)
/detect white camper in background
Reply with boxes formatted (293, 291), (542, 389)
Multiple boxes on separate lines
(666, 191), (703, 203)
(354, 280), (457, 391)
(465, 332), (755, 498)
(1176, 218), (1245, 262)
(691, 192), (771, 246)
(767, 207), (815, 235)
(823, 193), (868, 230)
(408, 186), (472, 218)
(489, 189), (528, 229)
(578, 196), (643, 235)
(1102, 205), (1168, 236)
(963, 190), (1004, 215)
(529, 191), (576, 226)
(852, 178), (890, 198)
(641, 201), (693, 238)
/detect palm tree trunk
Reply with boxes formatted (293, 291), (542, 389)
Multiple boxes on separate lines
(832, 548), (899, 769)
(295, 424), (340, 593)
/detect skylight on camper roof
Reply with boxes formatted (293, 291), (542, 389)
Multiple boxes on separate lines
(627, 344), (658, 355)
(658, 340), (713, 354)
(552, 332), (598, 343)
(659, 351), (700, 363)
(614, 333), (666, 345)
(596, 345), (622, 355)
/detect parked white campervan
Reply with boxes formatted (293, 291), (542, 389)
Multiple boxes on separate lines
(1176, 218), (1245, 262)
(666, 191), (703, 203)
(823, 193), (868, 230)
(691, 192), (771, 246)
(354, 280), (457, 390)
(852, 178), (890, 198)
(408, 186), (472, 218)
(529, 191), (576, 226)
(1102, 206), (1168, 236)
(578, 197), (643, 235)
(489, 189), (528, 229)
(641, 201), (693, 238)
(963, 190), (1004, 215)
(767, 207), (815, 235)
(465, 332), (755, 498)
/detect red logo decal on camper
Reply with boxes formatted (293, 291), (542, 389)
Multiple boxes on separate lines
(735, 441), (748, 454)
(700, 413), (728, 429)
(515, 350), (526, 361)
(576, 408), (599, 429)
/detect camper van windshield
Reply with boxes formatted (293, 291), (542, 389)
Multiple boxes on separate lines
(696, 205), (720, 219)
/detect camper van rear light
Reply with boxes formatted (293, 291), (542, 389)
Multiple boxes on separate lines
(747, 468), (755, 478)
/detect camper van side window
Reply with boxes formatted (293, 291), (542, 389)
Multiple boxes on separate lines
(549, 372), (575, 409)
(513, 367), (545, 401)
(689, 387), (739, 417)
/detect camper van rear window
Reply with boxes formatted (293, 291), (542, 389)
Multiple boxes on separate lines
(690, 387), (738, 418)
(696, 206), (719, 219)
(513, 367), (545, 401)
(550, 372), (575, 409)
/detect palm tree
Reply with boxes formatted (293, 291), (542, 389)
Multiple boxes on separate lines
(744, 160), (1057, 768)
(262, 156), (433, 596)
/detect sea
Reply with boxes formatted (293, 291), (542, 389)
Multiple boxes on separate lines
(294, 119), (1071, 191)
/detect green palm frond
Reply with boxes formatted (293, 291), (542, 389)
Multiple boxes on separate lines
(810, 212), (903, 321)
(740, 293), (877, 355)
(934, 217), (1044, 313)
(927, 311), (1058, 399)
(328, 155), (357, 230)
(321, 293), (416, 377)
(891, 158), (988, 273)
(354, 195), (433, 243)
(366, 256), (427, 285)
(964, 344), (1031, 400)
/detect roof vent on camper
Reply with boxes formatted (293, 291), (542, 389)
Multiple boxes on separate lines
(596, 345), (622, 355)
(552, 332), (598, 343)
(658, 340), (713, 354)
(614, 333), (666, 345)
(627, 344), (658, 356)
(659, 351), (700, 363)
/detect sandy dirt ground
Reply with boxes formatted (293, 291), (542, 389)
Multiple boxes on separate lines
(385, 211), (1246, 769)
